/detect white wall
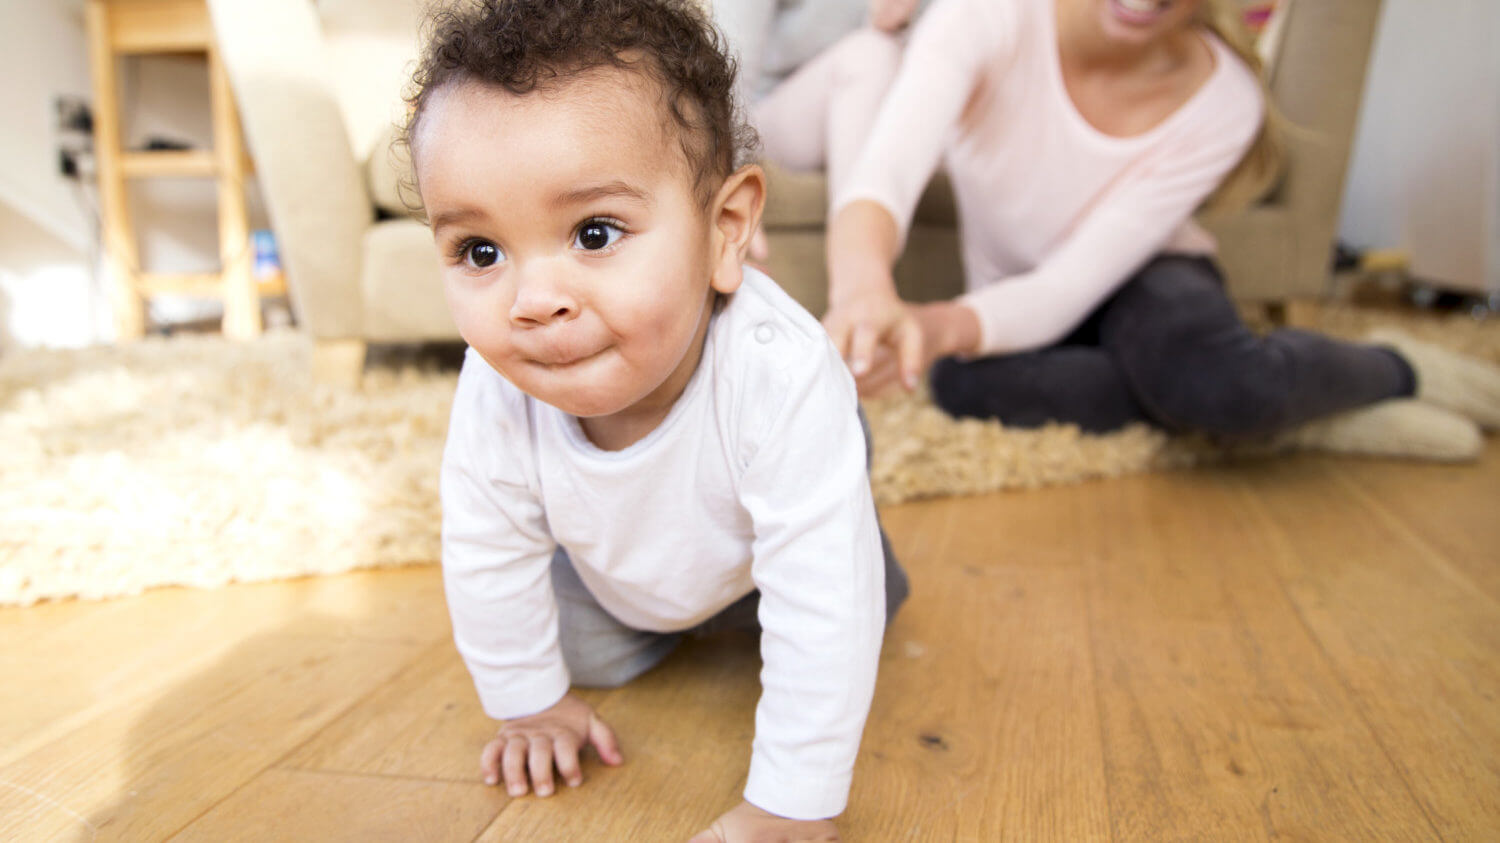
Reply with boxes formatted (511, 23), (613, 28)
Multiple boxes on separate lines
(0, 0), (267, 347)
(0, 0), (94, 250)
(0, 202), (109, 352)
(1338, 0), (1500, 295)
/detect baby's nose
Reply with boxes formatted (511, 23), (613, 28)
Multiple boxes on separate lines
(509, 264), (578, 326)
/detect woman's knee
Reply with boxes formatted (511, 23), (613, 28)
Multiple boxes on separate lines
(1104, 257), (1293, 435)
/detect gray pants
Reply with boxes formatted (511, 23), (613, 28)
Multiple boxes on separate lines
(552, 409), (909, 688)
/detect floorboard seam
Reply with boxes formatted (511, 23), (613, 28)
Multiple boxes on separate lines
(266, 637), (454, 771)
(1228, 470), (1450, 843)
(1322, 462), (1500, 614)
(1080, 548), (1120, 843)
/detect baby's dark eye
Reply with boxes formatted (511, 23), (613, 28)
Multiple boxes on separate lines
(463, 240), (501, 269)
(574, 220), (624, 251)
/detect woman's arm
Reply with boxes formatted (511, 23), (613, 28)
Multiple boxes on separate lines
(824, 0), (1008, 391)
(823, 199), (920, 387)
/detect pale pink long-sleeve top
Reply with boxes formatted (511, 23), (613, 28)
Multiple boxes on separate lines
(833, 0), (1265, 356)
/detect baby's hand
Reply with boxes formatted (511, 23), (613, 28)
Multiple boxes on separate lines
(688, 800), (840, 842)
(480, 693), (622, 797)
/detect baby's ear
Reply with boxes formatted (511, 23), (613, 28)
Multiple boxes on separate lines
(708, 164), (767, 296)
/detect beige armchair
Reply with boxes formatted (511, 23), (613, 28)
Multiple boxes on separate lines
(207, 0), (449, 380)
(210, 0), (1380, 382)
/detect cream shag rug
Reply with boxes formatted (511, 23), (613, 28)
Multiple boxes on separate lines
(4, 308), (1497, 607)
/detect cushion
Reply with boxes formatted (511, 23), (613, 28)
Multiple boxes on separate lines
(365, 120), (420, 219)
(358, 220), (456, 340)
(761, 160), (958, 229)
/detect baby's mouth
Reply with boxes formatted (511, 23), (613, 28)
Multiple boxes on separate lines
(525, 344), (607, 368)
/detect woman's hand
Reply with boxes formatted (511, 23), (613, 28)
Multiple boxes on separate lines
(822, 267), (925, 396)
(869, 0), (921, 32)
(836, 299), (981, 397)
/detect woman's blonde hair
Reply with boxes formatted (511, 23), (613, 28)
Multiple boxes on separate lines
(1195, 0), (1286, 214)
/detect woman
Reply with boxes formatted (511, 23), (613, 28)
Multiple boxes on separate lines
(820, 0), (1500, 452)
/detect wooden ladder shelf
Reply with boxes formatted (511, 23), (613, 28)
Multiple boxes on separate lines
(85, 0), (281, 340)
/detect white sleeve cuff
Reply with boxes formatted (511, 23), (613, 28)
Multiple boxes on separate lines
(958, 287), (1005, 356)
(743, 751), (853, 821)
(471, 659), (571, 721)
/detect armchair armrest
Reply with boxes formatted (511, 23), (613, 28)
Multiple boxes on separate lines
(1206, 0), (1383, 302)
(207, 0), (374, 339)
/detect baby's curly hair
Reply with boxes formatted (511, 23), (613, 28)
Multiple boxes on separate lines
(404, 0), (757, 201)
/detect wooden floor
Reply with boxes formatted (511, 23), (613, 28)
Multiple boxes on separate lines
(3, 445), (1499, 841)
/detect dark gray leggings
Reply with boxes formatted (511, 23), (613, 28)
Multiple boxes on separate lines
(930, 255), (1416, 437)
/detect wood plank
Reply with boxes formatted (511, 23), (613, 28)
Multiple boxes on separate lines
(1232, 455), (1500, 838)
(1328, 446), (1500, 604)
(280, 640), (500, 782)
(0, 568), (448, 771)
(1083, 466), (1438, 840)
(85, 0), (145, 339)
(850, 495), (1111, 841)
(106, 0), (211, 54)
(170, 767), (506, 843)
(209, 44), (260, 340)
(0, 625), (429, 841)
(136, 272), (228, 298)
(120, 149), (217, 179)
(6, 446), (1500, 840)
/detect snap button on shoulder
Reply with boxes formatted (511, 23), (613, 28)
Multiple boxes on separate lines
(754, 323), (774, 344)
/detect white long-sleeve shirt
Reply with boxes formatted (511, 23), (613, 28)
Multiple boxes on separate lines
(440, 267), (887, 820)
(834, 0), (1265, 356)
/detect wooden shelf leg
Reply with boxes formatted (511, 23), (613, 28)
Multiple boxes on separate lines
(210, 45), (260, 340)
(86, 0), (147, 340)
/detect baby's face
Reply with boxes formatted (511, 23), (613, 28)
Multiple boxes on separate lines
(415, 70), (729, 422)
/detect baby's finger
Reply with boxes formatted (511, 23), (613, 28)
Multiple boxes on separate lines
(479, 738), (505, 786)
(501, 736), (529, 797)
(588, 713), (624, 766)
(552, 732), (583, 788)
(528, 736), (557, 797)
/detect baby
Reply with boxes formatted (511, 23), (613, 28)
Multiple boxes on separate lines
(404, 0), (908, 838)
